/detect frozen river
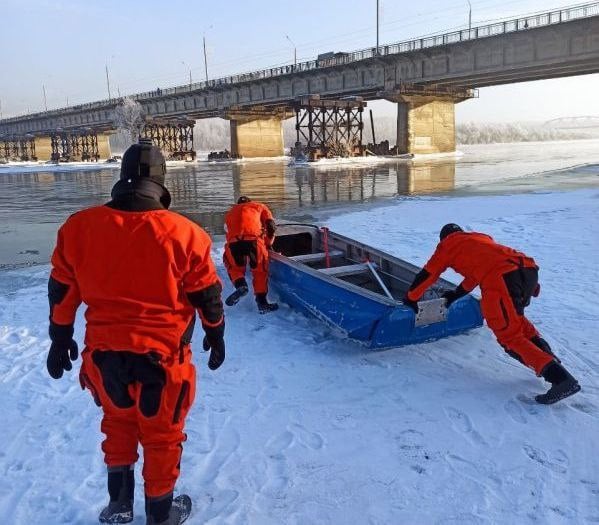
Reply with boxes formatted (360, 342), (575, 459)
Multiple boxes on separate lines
(1, 139), (598, 267)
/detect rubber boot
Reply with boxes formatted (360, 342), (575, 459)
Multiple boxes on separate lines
(145, 492), (192, 525)
(255, 292), (278, 314)
(99, 465), (135, 523)
(225, 278), (249, 306)
(530, 335), (561, 363)
(535, 361), (581, 405)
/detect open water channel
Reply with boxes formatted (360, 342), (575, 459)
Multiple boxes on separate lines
(1, 139), (598, 268)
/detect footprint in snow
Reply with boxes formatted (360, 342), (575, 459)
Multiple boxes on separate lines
(570, 401), (598, 418)
(196, 489), (239, 523)
(522, 444), (569, 474)
(265, 431), (294, 455)
(516, 393), (542, 415)
(290, 423), (324, 450)
(504, 399), (527, 424)
(445, 407), (488, 447)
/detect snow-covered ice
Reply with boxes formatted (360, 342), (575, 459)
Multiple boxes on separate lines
(0, 187), (598, 524)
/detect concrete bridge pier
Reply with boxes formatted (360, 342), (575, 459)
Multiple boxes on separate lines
(384, 85), (476, 155)
(225, 106), (293, 158)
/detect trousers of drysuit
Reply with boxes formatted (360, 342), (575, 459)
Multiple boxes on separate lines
(80, 347), (196, 498)
(407, 231), (553, 375)
(223, 238), (270, 294)
(480, 265), (552, 375)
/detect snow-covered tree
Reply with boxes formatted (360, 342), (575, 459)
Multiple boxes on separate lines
(114, 97), (145, 147)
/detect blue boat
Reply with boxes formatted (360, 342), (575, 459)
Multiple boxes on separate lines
(270, 224), (483, 348)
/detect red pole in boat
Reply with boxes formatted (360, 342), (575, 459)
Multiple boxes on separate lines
(321, 226), (330, 268)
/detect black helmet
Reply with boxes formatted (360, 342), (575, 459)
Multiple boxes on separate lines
(120, 139), (166, 185)
(440, 223), (463, 241)
(237, 196), (251, 204)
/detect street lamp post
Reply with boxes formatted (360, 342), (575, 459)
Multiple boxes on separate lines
(105, 64), (112, 101)
(182, 61), (193, 89)
(42, 84), (48, 111)
(202, 25), (213, 83)
(467, 0), (472, 33)
(376, 0), (380, 53)
(285, 35), (297, 67)
(203, 36), (209, 82)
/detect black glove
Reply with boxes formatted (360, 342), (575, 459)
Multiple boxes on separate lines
(47, 322), (79, 379)
(202, 321), (225, 371)
(441, 285), (468, 307)
(402, 295), (419, 313)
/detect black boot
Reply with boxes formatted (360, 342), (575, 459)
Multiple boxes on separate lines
(255, 292), (278, 314)
(530, 335), (561, 363)
(146, 492), (192, 525)
(535, 361), (581, 405)
(225, 278), (249, 306)
(99, 465), (135, 523)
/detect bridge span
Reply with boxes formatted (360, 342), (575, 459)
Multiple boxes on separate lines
(1, 2), (599, 159)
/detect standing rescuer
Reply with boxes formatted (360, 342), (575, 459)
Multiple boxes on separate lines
(47, 140), (225, 525)
(404, 223), (580, 405)
(223, 196), (279, 313)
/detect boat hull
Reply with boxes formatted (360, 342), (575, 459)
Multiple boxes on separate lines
(270, 253), (483, 348)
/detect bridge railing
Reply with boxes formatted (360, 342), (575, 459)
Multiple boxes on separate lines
(2, 1), (599, 124)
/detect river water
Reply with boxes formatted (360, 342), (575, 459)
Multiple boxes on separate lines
(1, 139), (598, 268)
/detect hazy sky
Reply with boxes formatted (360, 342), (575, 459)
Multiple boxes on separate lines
(1, 0), (598, 122)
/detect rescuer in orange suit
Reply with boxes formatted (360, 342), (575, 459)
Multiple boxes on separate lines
(404, 223), (580, 405)
(223, 196), (279, 313)
(46, 140), (225, 525)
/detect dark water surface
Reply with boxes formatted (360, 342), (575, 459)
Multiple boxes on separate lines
(1, 140), (599, 268)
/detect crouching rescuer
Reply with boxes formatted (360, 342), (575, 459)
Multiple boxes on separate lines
(223, 196), (278, 313)
(46, 140), (225, 524)
(404, 224), (580, 405)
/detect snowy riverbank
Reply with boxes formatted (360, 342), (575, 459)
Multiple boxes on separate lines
(0, 188), (598, 524)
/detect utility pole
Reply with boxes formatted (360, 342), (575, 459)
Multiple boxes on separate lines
(203, 36), (209, 82)
(0, 99), (3, 120)
(286, 35), (297, 67)
(189, 69), (193, 88)
(467, 0), (472, 33)
(376, 0), (380, 53)
(43, 85), (48, 111)
(105, 64), (112, 101)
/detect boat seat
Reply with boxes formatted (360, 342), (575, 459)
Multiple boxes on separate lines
(318, 263), (371, 277)
(290, 250), (344, 263)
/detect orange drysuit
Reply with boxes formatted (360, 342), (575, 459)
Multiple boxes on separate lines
(407, 231), (553, 375)
(223, 201), (275, 294)
(50, 199), (223, 497)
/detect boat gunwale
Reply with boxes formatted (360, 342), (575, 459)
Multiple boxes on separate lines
(271, 224), (459, 307)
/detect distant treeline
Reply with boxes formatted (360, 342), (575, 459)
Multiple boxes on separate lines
(110, 115), (594, 153)
(456, 122), (592, 144)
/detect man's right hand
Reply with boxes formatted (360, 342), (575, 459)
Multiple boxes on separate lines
(202, 322), (225, 370)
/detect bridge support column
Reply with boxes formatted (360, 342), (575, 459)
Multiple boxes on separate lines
(396, 98), (456, 154)
(225, 107), (293, 158)
(385, 84), (476, 155)
(97, 133), (112, 160)
(34, 136), (53, 161)
(140, 118), (195, 160)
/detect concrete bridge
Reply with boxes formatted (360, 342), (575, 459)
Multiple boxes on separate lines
(1, 2), (599, 159)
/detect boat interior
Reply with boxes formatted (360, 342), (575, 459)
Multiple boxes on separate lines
(272, 224), (449, 302)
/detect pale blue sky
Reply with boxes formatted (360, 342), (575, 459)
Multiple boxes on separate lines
(1, 0), (598, 122)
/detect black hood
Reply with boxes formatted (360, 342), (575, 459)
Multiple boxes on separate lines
(106, 177), (172, 211)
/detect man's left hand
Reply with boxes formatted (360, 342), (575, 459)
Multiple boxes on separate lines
(403, 295), (419, 313)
